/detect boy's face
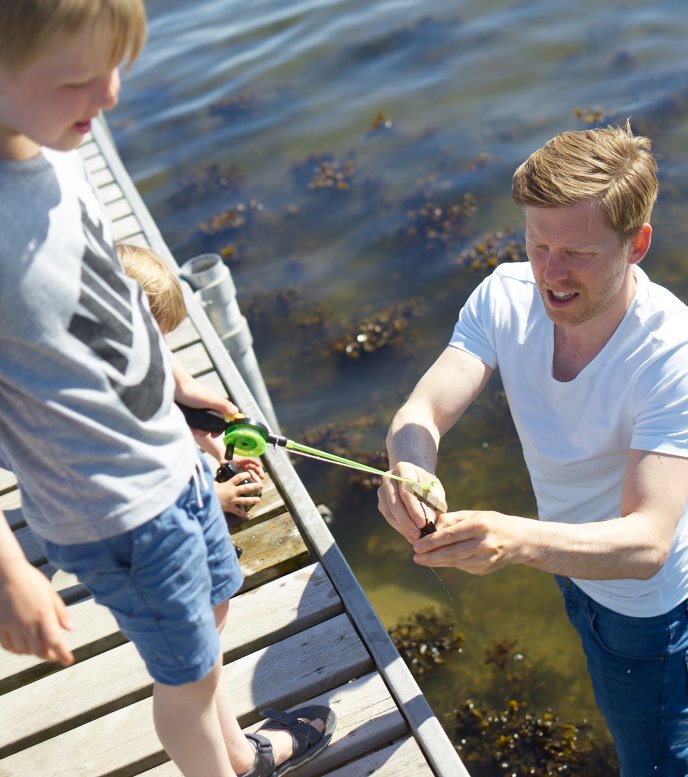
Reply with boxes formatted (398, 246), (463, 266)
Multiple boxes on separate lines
(0, 21), (121, 160)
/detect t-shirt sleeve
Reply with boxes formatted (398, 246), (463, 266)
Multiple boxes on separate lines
(631, 343), (688, 457)
(448, 272), (499, 369)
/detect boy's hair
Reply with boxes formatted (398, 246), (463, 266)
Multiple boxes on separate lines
(117, 243), (187, 335)
(0, 0), (146, 74)
(512, 121), (659, 243)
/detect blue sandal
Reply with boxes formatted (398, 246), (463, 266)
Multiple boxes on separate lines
(240, 705), (337, 777)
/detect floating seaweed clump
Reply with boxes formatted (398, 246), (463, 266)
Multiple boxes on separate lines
(451, 699), (617, 776)
(370, 111), (393, 132)
(403, 193), (476, 252)
(309, 158), (358, 191)
(199, 199), (265, 235)
(573, 106), (608, 125)
(388, 608), (464, 680)
(333, 299), (421, 359)
(445, 638), (618, 776)
(455, 228), (527, 272)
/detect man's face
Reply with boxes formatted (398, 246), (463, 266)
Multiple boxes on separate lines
(0, 21), (121, 160)
(525, 200), (636, 330)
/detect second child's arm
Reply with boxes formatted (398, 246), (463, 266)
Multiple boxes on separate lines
(0, 513), (74, 666)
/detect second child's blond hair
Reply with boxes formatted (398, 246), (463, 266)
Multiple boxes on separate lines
(117, 243), (187, 335)
(512, 122), (658, 243)
(0, 0), (146, 74)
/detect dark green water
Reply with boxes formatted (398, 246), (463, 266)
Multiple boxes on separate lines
(111, 0), (688, 768)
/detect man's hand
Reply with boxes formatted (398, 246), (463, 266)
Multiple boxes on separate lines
(378, 462), (446, 543)
(0, 560), (74, 666)
(411, 509), (521, 575)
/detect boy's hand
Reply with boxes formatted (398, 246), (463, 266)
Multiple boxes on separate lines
(170, 354), (238, 423)
(0, 560), (74, 666)
(215, 470), (263, 519)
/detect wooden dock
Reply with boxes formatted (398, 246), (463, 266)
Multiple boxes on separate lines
(0, 118), (469, 777)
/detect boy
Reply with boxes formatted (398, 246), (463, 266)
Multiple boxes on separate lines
(117, 241), (264, 520)
(0, 3), (335, 776)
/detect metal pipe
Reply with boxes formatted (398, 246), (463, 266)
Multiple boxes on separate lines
(180, 253), (280, 432)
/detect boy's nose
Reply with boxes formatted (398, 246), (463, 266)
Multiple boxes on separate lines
(96, 68), (121, 110)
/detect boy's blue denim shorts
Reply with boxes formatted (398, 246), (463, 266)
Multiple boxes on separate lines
(43, 455), (243, 686)
(556, 576), (688, 776)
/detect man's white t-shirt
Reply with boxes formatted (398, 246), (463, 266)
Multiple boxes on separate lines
(450, 261), (688, 617)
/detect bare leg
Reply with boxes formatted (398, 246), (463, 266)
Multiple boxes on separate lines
(153, 656), (238, 777)
(211, 601), (325, 775)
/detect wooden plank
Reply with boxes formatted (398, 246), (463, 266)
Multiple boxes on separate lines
(0, 564), (342, 755)
(0, 562), (338, 691)
(0, 467), (16, 493)
(90, 166), (114, 187)
(0, 596), (120, 695)
(175, 340), (213, 376)
(137, 672), (409, 777)
(78, 140), (100, 160)
(0, 614), (373, 776)
(236, 511), (310, 592)
(111, 213), (143, 241)
(83, 152), (107, 174)
(104, 196), (133, 223)
(323, 737), (433, 777)
(97, 181), (124, 205)
(165, 317), (199, 351)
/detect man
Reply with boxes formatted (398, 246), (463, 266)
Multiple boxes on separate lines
(378, 123), (688, 776)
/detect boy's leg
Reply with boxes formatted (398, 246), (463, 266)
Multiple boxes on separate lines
(153, 655), (238, 777)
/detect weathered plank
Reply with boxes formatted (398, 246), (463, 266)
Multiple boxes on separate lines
(0, 614), (373, 776)
(174, 340), (214, 376)
(165, 317), (199, 352)
(104, 196), (133, 223)
(0, 467), (16, 494)
(236, 510), (310, 591)
(322, 737), (433, 776)
(134, 672), (409, 777)
(111, 213), (143, 241)
(0, 563), (342, 755)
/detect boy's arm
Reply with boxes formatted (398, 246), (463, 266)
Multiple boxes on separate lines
(0, 512), (74, 666)
(170, 354), (238, 418)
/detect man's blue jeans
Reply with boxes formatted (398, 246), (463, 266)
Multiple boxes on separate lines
(556, 576), (688, 776)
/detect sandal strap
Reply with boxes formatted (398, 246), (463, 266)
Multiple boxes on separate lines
(258, 708), (323, 759)
(241, 733), (276, 777)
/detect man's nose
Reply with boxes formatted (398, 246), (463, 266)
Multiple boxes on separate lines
(543, 250), (568, 283)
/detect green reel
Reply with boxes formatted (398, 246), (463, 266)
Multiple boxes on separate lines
(223, 419), (270, 457)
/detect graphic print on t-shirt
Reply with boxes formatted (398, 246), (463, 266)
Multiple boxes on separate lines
(67, 201), (166, 421)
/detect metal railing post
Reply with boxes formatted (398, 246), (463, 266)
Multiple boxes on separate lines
(179, 253), (280, 433)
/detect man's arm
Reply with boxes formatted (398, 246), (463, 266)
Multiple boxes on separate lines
(379, 346), (493, 542)
(412, 449), (688, 580)
(0, 512), (74, 665)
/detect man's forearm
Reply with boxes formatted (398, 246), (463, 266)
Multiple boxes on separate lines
(514, 511), (671, 580)
(386, 401), (441, 472)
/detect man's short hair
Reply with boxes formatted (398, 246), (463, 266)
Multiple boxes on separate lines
(117, 243), (187, 335)
(512, 121), (659, 242)
(0, 0), (146, 74)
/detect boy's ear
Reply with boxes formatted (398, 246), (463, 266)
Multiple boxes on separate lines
(629, 223), (651, 265)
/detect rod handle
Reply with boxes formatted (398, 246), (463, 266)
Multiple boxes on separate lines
(404, 481), (448, 514)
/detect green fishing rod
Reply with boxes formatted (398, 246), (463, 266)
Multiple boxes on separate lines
(176, 404), (447, 526)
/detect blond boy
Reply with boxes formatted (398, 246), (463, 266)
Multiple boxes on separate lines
(0, 3), (334, 776)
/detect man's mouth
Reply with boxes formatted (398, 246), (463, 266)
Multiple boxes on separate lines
(546, 288), (579, 305)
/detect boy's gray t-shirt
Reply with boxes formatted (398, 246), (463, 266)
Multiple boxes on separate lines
(0, 147), (197, 544)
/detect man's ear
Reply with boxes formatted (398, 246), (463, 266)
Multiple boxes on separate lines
(629, 223), (652, 266)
